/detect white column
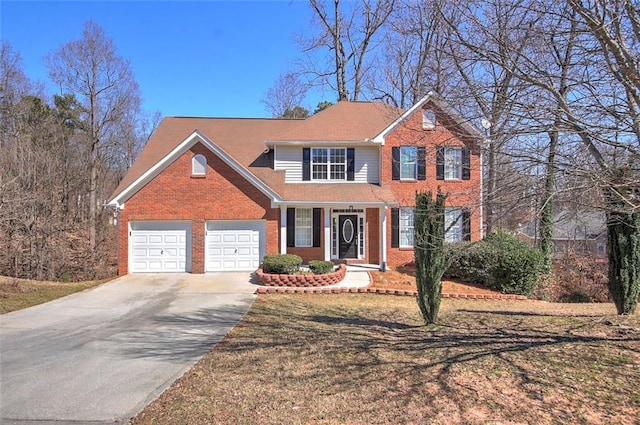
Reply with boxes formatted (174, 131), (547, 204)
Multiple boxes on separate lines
(380, 206), (387, 271)
(280, 207), (287, 254)
(324, 207), (331, 261)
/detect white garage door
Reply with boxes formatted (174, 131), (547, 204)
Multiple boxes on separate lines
(130, 221), (190, 272)
(206, 220), (265, 272)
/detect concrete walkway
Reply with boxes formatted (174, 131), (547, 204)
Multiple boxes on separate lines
(0, 273), (256, 425)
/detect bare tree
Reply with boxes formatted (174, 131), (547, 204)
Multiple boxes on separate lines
(457, 2), (540, 233)
(302, 0), (395, 101)
(439, 0), (639, 313)
(46, 21), (143, 257)
(372, 0), (457, 108)
(261, 72), (309, 118)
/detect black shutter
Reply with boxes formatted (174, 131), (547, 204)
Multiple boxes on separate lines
(313, 208), (321, 247)
(302, 148), (311, 181)
(391, 208), (399, 248)
(417, 147), (426, 180)
(287, 208), (295, 247)
(462, 148), (471, 180)
(462, 209), (471, 241)
(392, 147), (400, 180)
(347, 148), (355, 181)
(436, 147), (444, 180)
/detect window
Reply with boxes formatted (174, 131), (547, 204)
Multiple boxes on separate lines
(192, 154), (207, 175)
(444, 147), (462, 180)
(295, 208), (313, 247)
(399, 208), (414, 248)
(400, 146), (417, 180)
(311, 148), (346, 180)
(422, 109), (436, 130)
(445, 208), (463, 242)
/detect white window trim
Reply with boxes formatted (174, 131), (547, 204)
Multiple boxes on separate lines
(422, 109), (436, 130)
(444, 147), (462, 180)
(399, 146), (417, 180)
(399, 208), (414, 248)
(311, 147), (347, 181)
(192, 154), (207, 175)
(295, 208), (313, 247)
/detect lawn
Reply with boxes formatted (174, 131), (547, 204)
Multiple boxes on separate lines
(0, 276), (108, 314)
(132, 294), (640, 425)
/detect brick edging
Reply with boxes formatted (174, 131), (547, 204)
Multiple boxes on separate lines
(256, 264), (347, 287)
(254, 286), (528, 300)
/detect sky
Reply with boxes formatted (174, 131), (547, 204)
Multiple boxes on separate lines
(1, 0), (327, 118)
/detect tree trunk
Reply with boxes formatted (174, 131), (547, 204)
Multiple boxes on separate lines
(607, 209), (640, 315)
(89, 88), (98, 256)
(539, 128), (559, 275)
(414, 190), (448, 325)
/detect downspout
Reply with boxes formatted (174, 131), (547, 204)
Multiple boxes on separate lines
(479, 145), (484, 239)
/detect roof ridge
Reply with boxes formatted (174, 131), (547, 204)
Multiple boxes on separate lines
(165, 116), (304, 121)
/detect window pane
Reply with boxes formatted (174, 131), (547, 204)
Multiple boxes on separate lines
(192, 154), (207, 175)
(399, 208), (414, 247)
(445, 207), (463, 242)
(330, 148), (345, 163)
(400, 147), (417, 179)
(444, 148), (462, 180)
(312, 148), (327, 163)
(330, 164), (345, 180)
(422, 109), (436, 129)
(296, 208), (313, 247)
(313, 164), (327, 180)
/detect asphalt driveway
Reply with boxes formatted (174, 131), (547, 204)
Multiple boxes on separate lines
(0, 273), (257, 424)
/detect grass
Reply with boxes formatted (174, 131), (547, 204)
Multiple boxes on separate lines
(132, 294), (640, 425)
(0, 276), (108, 314)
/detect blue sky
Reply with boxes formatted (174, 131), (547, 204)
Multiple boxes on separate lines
(1, 1), (327, 117)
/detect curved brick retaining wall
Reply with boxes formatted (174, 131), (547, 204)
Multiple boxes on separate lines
(256, 264), (347, 287)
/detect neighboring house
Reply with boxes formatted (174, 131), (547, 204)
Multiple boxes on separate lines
(517, 210), (607, 258)
(107, 93), (484, 274)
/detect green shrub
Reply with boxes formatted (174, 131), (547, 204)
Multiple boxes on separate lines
(262, 254), (303, 274)
(308, 260), (335, 274)
(445, 231), (544, 296)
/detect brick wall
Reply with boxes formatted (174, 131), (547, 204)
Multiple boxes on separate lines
(117, 143), (279, 274)
(366, 208), (380, 265)
(382, 102), (482, 267)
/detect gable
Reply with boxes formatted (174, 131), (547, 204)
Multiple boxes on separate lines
(373, 92), (485, 148)
(108, 130), (282, 208)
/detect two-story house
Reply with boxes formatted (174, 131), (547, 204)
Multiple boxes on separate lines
(107, 93), (483, 274)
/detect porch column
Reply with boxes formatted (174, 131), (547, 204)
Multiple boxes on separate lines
(280, 207), (287, 254)
(324, 207), (331, 261)
(380, 206), (387, 271)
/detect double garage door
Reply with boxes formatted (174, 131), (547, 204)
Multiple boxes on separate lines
(130, 220), (265, 273)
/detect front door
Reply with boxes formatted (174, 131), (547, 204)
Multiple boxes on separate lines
(338, 214), (358, 259)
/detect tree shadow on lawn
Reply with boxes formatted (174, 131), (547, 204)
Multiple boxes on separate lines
(130, 296), (640, 424)
(298, 308), (640, 421)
